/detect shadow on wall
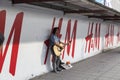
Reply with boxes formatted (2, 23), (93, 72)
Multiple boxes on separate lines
(41, 42), (53, 71)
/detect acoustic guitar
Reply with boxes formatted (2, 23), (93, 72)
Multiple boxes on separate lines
(53, 41), (71, 56)
(53, 43), (65, 56)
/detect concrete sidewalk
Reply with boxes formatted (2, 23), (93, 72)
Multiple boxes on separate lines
(30, 47), (120, 80)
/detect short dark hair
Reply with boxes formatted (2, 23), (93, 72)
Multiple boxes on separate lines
(52, 27), (59, 34)
(0, 33), (4, 45)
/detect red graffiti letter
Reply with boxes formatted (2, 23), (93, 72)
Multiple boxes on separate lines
(0, 11), (24, 76)
(62, 20), (77, 59)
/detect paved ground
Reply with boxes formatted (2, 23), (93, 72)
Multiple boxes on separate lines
(30, 47), (120, 80)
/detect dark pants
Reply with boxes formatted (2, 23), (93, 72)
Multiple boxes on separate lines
(50, 46), (61, 72)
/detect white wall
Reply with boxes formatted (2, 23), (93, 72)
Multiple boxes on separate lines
(0, 0), (120, 80)
(95, 0), (120, 12)
(111, 0), (120, 12)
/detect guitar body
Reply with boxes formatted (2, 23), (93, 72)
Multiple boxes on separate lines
(53, 43), (64, 56)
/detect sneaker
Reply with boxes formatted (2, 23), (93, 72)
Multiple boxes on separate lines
(54, 70), (60, 73)
(57, 68), (63, 71)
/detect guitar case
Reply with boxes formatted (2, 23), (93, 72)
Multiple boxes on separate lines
(61, 64), (72, 70)
(59, 60), (73, 70)
(59, 61), (72, 70)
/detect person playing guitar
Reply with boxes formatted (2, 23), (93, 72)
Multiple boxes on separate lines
(49, 27), (70, 73)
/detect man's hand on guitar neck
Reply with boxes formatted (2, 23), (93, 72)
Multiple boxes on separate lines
(67, 41), (71, 45)
(60, 40), (71, 45)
